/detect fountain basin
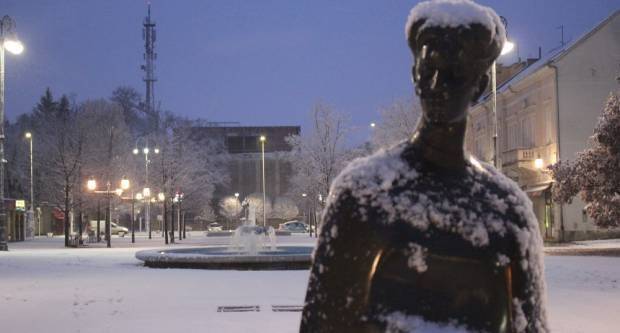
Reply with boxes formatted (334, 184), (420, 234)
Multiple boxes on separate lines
(135, 246), (313, 270)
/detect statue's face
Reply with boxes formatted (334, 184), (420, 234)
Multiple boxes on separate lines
(413, 28), (489, 123)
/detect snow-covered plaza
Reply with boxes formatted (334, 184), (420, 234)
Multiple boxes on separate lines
(1, 234), (619, 333)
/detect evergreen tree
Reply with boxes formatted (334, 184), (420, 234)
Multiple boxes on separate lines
(550, 93), (620, 227)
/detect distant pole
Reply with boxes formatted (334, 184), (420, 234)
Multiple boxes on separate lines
(96, 198), (101, 242)
(170, 200), (175, 243)
(131, 190), (135, 243)
(0, 19), (7, 251)
(0, 15), (26, 250)
(106, 182), (111, 248)
(260, 135), (267, 227)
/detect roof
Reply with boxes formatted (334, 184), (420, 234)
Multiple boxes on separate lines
(476, 9), (620, 104)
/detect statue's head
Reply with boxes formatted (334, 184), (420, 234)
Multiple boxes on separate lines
(406, 0), (505, 124)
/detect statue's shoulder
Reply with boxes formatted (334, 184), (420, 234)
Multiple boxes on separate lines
(467, 156), (537, 228)
(328, 141), (415, 203)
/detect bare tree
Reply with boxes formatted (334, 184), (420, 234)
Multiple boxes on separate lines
(34, 94), (85, 247)
(269, 196), (299, 220)
(286, 103), (352, 221)
(150, 116), (230, 221)
(370, 98), (421, 150)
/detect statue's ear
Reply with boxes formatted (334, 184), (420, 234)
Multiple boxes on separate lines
(472, 73), (489, 102)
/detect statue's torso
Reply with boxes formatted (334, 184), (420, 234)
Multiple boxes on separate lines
(301, 142), (547, 332)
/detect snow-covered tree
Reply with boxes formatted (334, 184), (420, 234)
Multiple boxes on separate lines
(370, 98), (421, 150)
(219, 196), (242, 220)
(269, 196), (299, 220)
(33, 92), (86, 246)
(286, 103), (352, 203)
(110, 86), (145, 135)
(550, 92), (620, 227)
(151, 116), (230, 219)
(245, 192), (272, 225)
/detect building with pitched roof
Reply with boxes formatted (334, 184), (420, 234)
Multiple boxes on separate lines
(465, 10), (620, 241)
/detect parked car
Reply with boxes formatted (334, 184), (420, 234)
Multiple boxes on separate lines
(278, 221), (310, 233)
(88, 220), (129, 236)
(207, 223), (223, 232)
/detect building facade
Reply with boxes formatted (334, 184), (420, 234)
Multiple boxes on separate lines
(466, 10), (620, 241)
(190, 125), (301, 223)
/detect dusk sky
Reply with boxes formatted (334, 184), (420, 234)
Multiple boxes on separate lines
(3, 0), (618, 143)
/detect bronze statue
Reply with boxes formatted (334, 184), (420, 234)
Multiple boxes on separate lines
(300, 1), (548, 332)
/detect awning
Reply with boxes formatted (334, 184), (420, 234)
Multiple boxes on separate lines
(524, 183), (552, 197)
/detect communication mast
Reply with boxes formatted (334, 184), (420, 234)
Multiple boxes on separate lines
(141, 2), (157, 128)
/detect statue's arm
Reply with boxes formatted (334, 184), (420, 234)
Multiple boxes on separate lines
(300, 191), (382, 333)
(510, 220), (549, 332)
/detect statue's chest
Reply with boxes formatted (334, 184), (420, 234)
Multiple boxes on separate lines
(365, 171), (514, 247)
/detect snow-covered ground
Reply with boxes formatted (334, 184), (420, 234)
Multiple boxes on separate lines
(1, 234), (619, 333)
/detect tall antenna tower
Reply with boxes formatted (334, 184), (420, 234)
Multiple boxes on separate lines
(141, 2), (157, 128)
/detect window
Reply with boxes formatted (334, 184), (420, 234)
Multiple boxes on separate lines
(521, 115), (535, 148)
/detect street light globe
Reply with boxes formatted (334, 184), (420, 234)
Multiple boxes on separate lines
(302, 193), (307, 197)
(4, 39), (24, 55)
(24, 132), (32, 139)
(87, 178), (97, 191)
(158, 192), (165, 201)
(154, 148), (160, 154)
(143, 147), (149, 155)
(133, 148), (139, 155)
(501, 40), (515, 56)
(115, 188), (123, 197)
(260, 135), (266, 142)
(534, 158), (544, 169)
(370, 122), (376, 128)
(120, 177), (130, 190)
(136, 193), (143, 200)
(234, 192), (239, 198)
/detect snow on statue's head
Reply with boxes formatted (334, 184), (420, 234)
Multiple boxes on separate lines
(405, 0), (506, 123)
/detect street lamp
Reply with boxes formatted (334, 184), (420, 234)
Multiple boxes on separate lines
(534, 158), (544, 170)
(133, 139), (159, 239)
(173, 192), (184, 239)
(25, 132), (34, 237)
(157, 192), (167, 244)
(492, 17), (515, 169)
(234, 192), (240, 229)
(142, 184), (153, 239)
(0, 15), (24, 251)
(86, 176), (130, 248)
(259, 135), (267, 227)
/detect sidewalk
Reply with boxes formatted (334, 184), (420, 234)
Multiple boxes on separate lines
(545, 239), (620, 256)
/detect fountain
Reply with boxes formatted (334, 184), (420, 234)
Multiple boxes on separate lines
(135, 217), (313, 270)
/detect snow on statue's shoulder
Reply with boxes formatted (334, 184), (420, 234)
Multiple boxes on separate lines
(405, 0), (506, 45)
(326, 141), (414, 208)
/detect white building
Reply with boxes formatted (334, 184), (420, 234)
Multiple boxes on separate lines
(466, 10), (620, 241)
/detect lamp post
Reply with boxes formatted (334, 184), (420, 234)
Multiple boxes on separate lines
(158, 192), (167, 244)
(170, 194), (175, 244)
(136, 192), (144, 233)
(133, 141), (159, 239)
(131, 189), (135, 243)
(0, 15), (24, 251)
(173, 192), (184, 240)
(302, 193), (311, 237)
(142, 186), (151, 238)
(87, 176), (130, 248)
(259, 135), (267, 227)
(25, 132), (35, 236)
(492, 17), (515, 169)
(234, 192), (240, 230)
